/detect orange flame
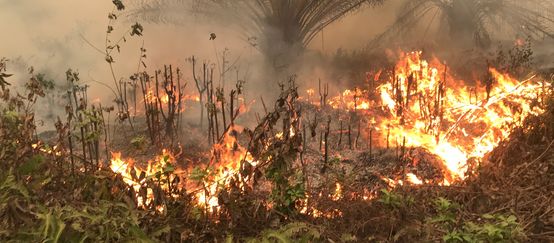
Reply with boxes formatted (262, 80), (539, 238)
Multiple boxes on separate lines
(110, 150), (176, 212)
(194, 127), (257, 213)
(376, 51), (550, 184)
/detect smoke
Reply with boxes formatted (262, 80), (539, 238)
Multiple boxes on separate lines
(8, 0), (551, 132)
(0, 0), (404, 131)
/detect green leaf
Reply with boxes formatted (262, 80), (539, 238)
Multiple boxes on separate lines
(128, 225), (152, 242)
(1, 172), (29, 198)
(190, 166), (208, 183)
(19, 155), (45, 175)
(340, 233), (357, 242)
(150, 225), (170, 238)
(225, 234), (234, 243)
(164, 164), (175, 173)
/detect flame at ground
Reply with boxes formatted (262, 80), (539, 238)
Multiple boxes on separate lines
(304, 51), (550, 185)
(109, 51), (550, 217)
(376, 51), (549, 184)
(194, 128), (257, 213)
(109, 130), (256, 214)
(110, 150), (177, 212)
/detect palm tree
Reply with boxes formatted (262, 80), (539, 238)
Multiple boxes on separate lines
(127, 0), (384, 68)
(368, 0), (554, 49)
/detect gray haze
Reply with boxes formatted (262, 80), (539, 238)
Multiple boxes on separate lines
(1, 0), (552, 130)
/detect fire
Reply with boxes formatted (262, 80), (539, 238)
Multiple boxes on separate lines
(109, 150), (176, 212)
(194, 127), (257, 213)
(376, 51), (550, 184)
(108, 127), (256, 214)
(328, 88), (371, 111)
(107, 50), (549, 217)
(331, 182), (342, 201)
(32, 143), (63, 156)
(405, 173), (423, 185)
(303, 51), (550, 186)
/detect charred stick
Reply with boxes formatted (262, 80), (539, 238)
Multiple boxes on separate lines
(300, 123), (311, 193)
(211, 78), (220, 139)
(133, 77), (137, 117)
(66, 105), (75, 176)
(355, 120), (361, 149)
(229, 90), (235, 126)
(318, 79), (329, 109)
(302, 123), (308, 157)
(401, 137), (406, 174)
(348, 122), (352, 150)
(319, 130), (323, 152)
(140, 76), (155, 144)
(325, 118), (330, 157)
(354, 89), (358, 112)
(260, 96), (268, 115)
(74, 99), (88, 172)
(155, 71), (166, 121)
(99, 104), (110, 162)
(394, 137), (400, 161)
(92, 106), (100, 167)
(310, 115), (318, 139)
(369, 128), (373, 162)
(406, 73), (413, 108)
(217, 86), (226, 131)
(176, 68), (184, 136)
(321, 117), (331, 173)
(319, 79), (322, 107)
(386, 125), (390, 149)
(191, 56), (207, 128)
(337, 120), (343, 148)
(122, 80), (134, 130)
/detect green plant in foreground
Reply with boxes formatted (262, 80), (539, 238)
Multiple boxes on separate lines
(378, 189), (414, 209)
(444, 214), (524, 243)
(243, 222), (321, 243)
(429, 197), (458, 225)
(428, 198), (524, 243)
(131, 135), (147, 149)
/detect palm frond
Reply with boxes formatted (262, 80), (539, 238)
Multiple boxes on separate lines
(368, 0), (554, 49)
(127, 0), (384, 49)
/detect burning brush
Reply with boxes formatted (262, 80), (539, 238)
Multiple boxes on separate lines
(311, 51), (551, 186)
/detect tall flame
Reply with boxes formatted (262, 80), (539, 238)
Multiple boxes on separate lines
(375, 51), (549, 183)
(194, 128), (257, 213)
(304, 51), (550, 185)
(110, 150), (176, 212)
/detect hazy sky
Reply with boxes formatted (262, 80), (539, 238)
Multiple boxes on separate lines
(0, 0), (400, 69)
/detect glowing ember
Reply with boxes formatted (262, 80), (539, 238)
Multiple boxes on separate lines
(331, 182), (342, 201)
(329, 88), (371, 111)
(405, 173), (423, 185)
